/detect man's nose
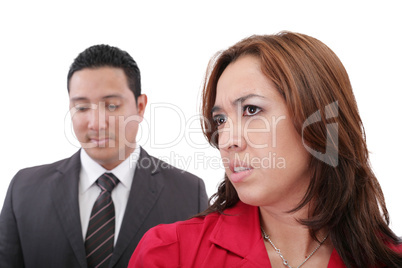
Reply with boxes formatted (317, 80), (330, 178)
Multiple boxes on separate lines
(88, 103), (107, 131)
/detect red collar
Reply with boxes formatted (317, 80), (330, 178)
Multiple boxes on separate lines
(208, 202), (272, 266)
(207, 201), (346, 267)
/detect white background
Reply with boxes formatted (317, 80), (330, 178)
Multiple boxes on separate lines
(0, 1), (401, 236)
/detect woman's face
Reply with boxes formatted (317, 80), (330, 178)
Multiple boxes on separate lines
(213, 55), (311, 208)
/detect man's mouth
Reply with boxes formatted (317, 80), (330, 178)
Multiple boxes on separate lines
(88, 137), (110, 145)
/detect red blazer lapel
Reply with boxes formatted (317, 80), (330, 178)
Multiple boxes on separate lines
(209, 202), (272, 267)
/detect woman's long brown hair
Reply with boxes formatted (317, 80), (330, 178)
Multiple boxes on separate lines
(199, 31), (402, 267)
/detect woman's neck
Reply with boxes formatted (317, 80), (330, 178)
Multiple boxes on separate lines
(259, 205), (333, 267)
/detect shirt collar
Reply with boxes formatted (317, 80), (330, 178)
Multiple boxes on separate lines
(79, 144), (141, 193)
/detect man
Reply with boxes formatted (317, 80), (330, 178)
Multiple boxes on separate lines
(0, 45), (208, 267)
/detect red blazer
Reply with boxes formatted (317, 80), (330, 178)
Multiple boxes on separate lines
(129, 201), (401, 267)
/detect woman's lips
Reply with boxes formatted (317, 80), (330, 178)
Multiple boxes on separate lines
(229, 167), (253, 183)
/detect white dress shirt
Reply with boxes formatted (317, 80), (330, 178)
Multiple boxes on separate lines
(78, 144), (140, 245)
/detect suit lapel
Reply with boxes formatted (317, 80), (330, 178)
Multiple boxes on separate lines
(110, 148), (165, 267)
(51, 150), (87, 268)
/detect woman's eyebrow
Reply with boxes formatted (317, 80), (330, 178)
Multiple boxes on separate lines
(232, 93), (265, 106)
(212, 94), (265, 114)
(211, 106), (222, 114)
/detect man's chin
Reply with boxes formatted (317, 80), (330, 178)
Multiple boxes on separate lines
(84, 149), (117, 168)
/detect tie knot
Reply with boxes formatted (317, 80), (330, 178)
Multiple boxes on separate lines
(96, 173), (119, 192)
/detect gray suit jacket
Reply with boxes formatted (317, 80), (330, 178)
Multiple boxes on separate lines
(0, 148), (208, 267)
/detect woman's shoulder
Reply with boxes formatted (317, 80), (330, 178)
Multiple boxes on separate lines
(128, 213), (222, 267)
(150, 211), (223, 243)
(147, 214), (219, 239)
(129, 202), (255, 267)
(148, 201), (252, 240)
(388, 240), (402, 253)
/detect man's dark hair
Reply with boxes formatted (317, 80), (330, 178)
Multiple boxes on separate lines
(67, 44), (141, 100)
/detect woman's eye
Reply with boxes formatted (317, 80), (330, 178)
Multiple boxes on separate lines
(213, 115), (227, 127)
(243, 105), (261, 116)
(108, 104), (119, 111)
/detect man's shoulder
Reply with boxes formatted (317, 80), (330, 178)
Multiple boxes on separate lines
(139, 149), (201, 182)
(13, 151), (80, 181)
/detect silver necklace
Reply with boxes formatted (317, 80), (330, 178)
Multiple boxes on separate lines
(261, 227), (329, 268)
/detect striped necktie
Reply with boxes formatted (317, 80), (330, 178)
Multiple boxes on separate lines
(85, 173), (119, 268)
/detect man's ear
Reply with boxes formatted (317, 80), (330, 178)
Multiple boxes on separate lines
(136, 94), (148, 117)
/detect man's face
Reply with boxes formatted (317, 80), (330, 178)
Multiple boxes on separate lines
(69, 67), (147, 170)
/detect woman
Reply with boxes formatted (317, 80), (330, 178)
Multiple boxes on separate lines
(129, 32), (402, 267)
